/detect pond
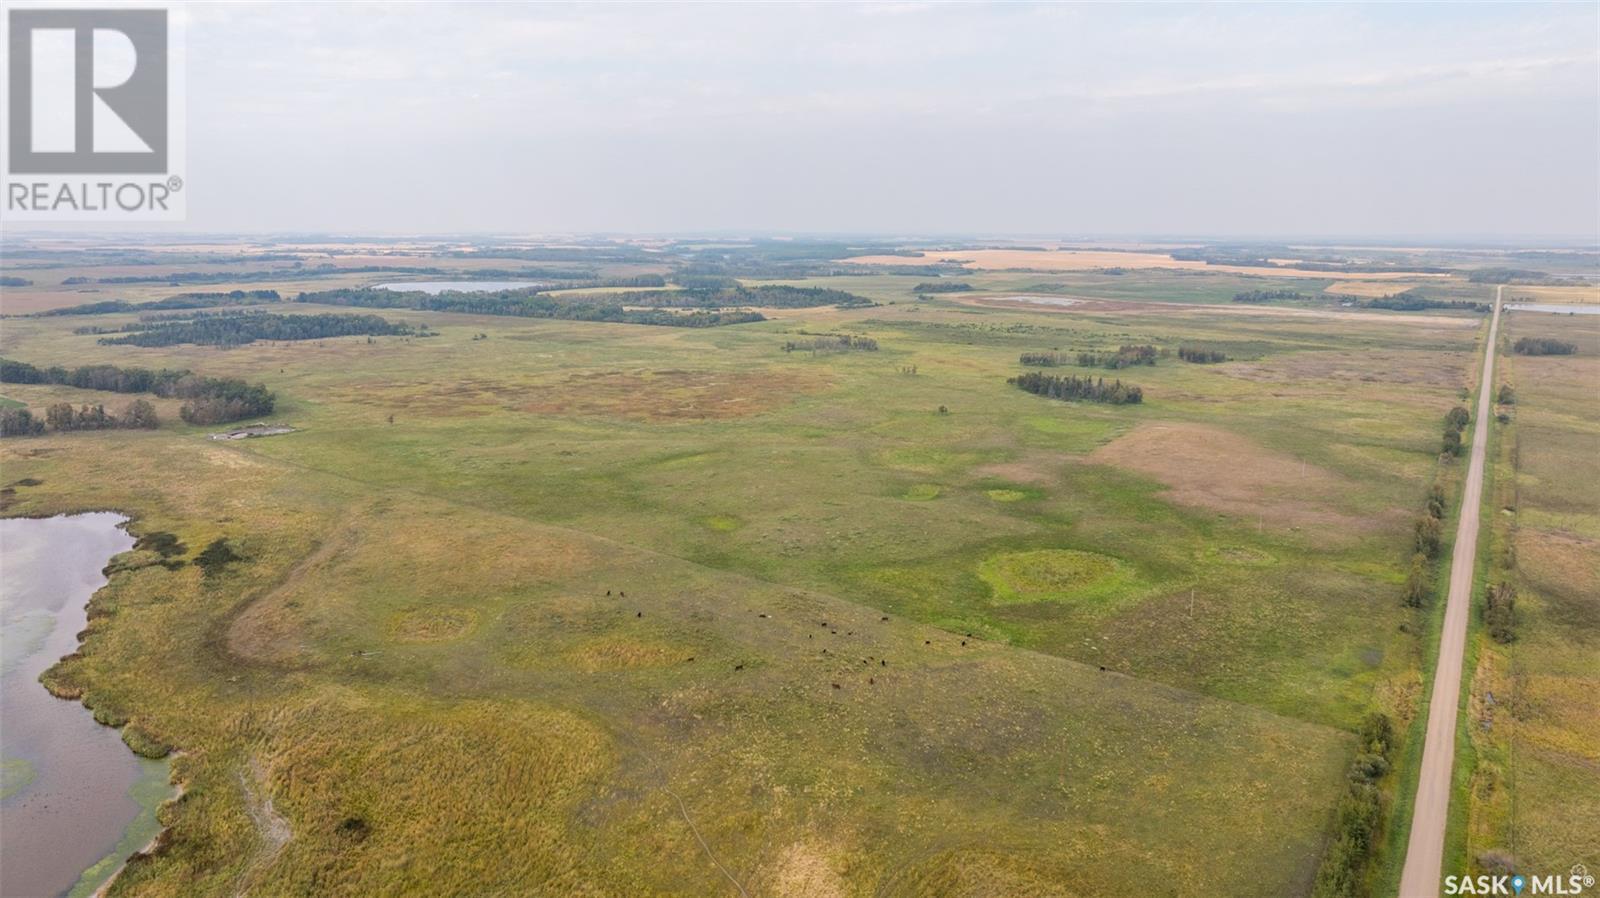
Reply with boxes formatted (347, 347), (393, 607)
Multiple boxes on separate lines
(372, 280), (545, 294)
(1504, 302), (1600, 315)
(0, 513), (173, 898)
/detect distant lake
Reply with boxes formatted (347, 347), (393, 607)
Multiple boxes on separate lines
(1505, 303), (1600, 315)
(1, 513), (172, 898)
(990, 295), (1081, 307)
(373, 280), (544, 295)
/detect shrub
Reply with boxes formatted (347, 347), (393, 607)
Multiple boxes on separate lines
(1415, 516), (1443, 558)
(1177, 346), (1228, 363)
(1404, 553), (1432, 607)
(1442, 428), (1463, 457)
(1426, 483), (1447, 518)
(1484, 582), (1516, 643)
(194, 538), (241, 575)
(1019, 351), (1064, 367)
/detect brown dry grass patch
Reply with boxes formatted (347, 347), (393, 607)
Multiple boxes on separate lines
(523, 368), (824, 422)
(561, 637), (684, 672)
(1506, 284), (1600, 304)
(973, 452), (1070, 486)
(1088, 423), (1373, 536)
(388, 605), (480, 643)
(764, 840), (850, 898)
(1227, 349), (1474, 390)
(1324, 280), (1430, 297)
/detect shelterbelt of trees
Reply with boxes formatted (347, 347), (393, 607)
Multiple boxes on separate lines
(81, 311), (428, 348)
(0, 358), (275, 425)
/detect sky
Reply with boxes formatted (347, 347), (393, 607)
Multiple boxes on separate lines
(118, 2), (1600, 238)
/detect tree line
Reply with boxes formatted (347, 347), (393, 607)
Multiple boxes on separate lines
(1362, 293), (1489, 313)
(1512, 337), (1576, 356)
(1177, 346), (1228, 363)
(95, 311), (426, 347)
(912, 281), (973, 293)
(1008, 371), (1143, 405)
(1404, 482), (1449, 607)
(1233, 290), (1307, 304)
(1, 400), (159, 437)
(295, 288), (766, 328)
(1, 358), (274, 425)
(1441, 405), (1469, 457)
(39, 290), (281, 317)
(1311, 712), (1396, 898)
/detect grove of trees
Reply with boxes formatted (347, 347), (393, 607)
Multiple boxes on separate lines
(1019, 351), (1065, 367)
(1008, 371), (1143, 405)
(1078, 345), (1156, 369)
(1, 358), (274, 426)
(97, 311), (425, 348)
(783, 334), (878, 353)
(1512, 337), (1577, 356)
(1177, 346), (1228, 363)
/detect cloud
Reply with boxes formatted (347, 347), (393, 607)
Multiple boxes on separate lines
(154, 1), (1600, 236)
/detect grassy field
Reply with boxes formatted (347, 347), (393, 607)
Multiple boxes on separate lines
(0, 255), (1513, 896)
(1462, 312), (1600, 876)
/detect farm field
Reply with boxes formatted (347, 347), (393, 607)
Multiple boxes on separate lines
(1463, 312), (1600, 876)
(0, 243), (1555, 897)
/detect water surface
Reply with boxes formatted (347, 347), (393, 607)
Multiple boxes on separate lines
(1, 513), (171, 898)
(1504, 302), (1600, 315)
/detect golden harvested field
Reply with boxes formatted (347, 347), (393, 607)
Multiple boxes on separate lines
(1503, 284), (1600, 304)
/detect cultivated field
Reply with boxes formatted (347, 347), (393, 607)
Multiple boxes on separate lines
(838, 248), (1452, 280)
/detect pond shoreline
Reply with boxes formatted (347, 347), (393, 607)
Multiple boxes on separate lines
(1, 510), (183, 898)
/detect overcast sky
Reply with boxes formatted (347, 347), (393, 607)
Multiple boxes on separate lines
(167, 1), (1599, 239)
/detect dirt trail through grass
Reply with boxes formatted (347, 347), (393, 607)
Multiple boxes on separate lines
(1399, 287), (1501, 897)
(233, 757), (291, 897)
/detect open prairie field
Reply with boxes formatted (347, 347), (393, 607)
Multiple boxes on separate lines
(0, 253), (1507, 896)
(1464, 312), (1600, 876)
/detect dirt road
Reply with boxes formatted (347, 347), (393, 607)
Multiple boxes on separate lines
(1398, 286), (1502, 897)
